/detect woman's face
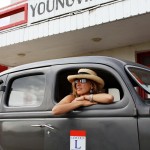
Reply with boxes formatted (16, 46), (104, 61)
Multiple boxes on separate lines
(74, 79), (92, 96)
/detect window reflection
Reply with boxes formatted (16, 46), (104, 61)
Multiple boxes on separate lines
(126, 66), (150, 99)
(129, 67), (150, 93)
(8, 75), (45, 107)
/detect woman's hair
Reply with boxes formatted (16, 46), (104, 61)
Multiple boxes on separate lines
(71, 80), (102, 97)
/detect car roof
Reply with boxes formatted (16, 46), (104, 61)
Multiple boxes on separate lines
(0, 56), (148, 76)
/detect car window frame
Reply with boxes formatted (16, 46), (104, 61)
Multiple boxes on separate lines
(125, 65), (150, 94)
(2, 67), (51, 112)
(49, 63), (136, 117)
(0, 75), (8, 112)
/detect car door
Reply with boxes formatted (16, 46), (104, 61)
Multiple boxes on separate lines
(125, 65), (150, 150)
(0, 67), (52, 150)
(44, 64), (139, 150)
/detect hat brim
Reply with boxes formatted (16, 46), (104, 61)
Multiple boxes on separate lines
(67, 74), (104, 89)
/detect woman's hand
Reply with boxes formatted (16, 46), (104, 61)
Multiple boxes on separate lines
(81, 100), (97, 106)
(74, 96), (85, 101)
(72, 96), (97, 106)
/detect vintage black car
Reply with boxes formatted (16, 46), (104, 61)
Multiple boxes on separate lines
(0, 56), (150, 150)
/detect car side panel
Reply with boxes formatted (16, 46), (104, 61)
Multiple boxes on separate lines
(0, 119), (45, 150)
(138, 118), (150, 150)
(44, 117), (139, 150)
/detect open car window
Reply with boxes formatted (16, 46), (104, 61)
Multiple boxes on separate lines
(125, 66), (150, 95)
(54, 67), (123, 103)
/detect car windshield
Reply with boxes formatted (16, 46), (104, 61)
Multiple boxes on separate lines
(126, 66), (150, 94)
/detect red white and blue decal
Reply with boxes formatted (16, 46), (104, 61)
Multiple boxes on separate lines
(70, 130), (86, 150)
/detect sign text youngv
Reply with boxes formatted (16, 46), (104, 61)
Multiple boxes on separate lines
(28, 0), (111, 24)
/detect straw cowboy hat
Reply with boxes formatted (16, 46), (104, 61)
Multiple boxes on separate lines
(67, 68), (104, 89)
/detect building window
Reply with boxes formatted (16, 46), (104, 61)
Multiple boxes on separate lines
(136, 51), (150, 67)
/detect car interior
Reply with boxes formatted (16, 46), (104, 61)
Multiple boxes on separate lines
(54, 68), (123, 103)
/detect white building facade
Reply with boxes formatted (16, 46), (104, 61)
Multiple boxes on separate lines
(0, 0), (150, 68)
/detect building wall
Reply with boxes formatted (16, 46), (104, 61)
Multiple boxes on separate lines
(0, 0), (150, 67)
(86, 41), (150, 62)
(11, 0), (18, 3)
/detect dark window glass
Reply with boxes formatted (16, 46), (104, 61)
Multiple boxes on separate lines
(8, 75), (45, 107)
(0, 80), (4, 101)
(126, 66), (150, 99)
(0, 90), (3, 101)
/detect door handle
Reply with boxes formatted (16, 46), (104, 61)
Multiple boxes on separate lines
(31, 124), (54, 130)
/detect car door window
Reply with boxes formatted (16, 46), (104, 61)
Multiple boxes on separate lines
(8, 75), (45, 107)
(126, 66), (150, 100)
(54, 67), (123, 103)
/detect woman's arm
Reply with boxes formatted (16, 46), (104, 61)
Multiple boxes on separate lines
(52, 95), (80, 115)
(52, 95), (96, 115)
(84, 93), (114, 103)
